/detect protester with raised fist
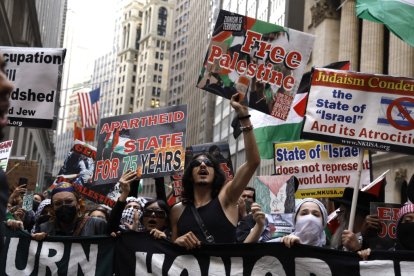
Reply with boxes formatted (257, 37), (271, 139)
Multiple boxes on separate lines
(170, 93), (260, 249)
(107, 169), (144, 234)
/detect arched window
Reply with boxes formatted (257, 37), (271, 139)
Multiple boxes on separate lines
(122, 26), (126, 49)
(126, 24), (130, 48)
(158, 7), (167, 36)
(135, 24), (141, 50)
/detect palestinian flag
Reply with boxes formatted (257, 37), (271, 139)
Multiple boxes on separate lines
(104, 128), (130, 155)
(356, 0), (414, 47)
(249, 61), (351, 159)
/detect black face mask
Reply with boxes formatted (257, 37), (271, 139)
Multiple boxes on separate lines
(37, 214), (51, 225)
(55, 205), (77, 224)
(397, 222), (414, 250)
(32, 201), (40, 212)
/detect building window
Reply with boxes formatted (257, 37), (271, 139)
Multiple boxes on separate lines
(158, 75), (162, 83)
(157, 87), (161, 96)
(133, 65), (137, 72)
(160, 53), (164, 60)
(155, 52), (159, 59)
(153, 75), (157, 82)
(159, 64), (163, 72)
(151, 98), (156, 107)
(155, 63), (158, 70)
(158, 7), (168, 36)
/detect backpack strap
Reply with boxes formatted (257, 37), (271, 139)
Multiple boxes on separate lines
(189, 204), (215, 243)
(73, 216), (90, 236)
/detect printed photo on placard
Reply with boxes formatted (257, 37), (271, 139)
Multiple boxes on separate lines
(197, 9), (314, 120)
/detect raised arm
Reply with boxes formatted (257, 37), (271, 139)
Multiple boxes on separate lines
(220, 93), (260, 207)
(107, 170), (137, 233)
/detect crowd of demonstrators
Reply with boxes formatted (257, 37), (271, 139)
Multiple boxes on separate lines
(2, 49), (414, 262)
(32, 182), (107, 239)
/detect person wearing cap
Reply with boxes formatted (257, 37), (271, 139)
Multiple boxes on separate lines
(392, 203), (414, 250)
(30, 199), (52, 234)
(31, 182), (107, 240)
(268, 198), (328, 247)
(330, 187), (379, 251)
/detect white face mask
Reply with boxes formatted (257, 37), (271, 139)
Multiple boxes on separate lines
(293, 214), (326, 247)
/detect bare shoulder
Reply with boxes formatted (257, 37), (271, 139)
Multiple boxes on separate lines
(170, 202), (186, 222)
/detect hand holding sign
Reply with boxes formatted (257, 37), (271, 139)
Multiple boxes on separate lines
(230, 92), (249, 117)
(118, 169), (138, 202)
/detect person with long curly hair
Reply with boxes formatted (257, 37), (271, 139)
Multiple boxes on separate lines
(170, 93), (260, 249)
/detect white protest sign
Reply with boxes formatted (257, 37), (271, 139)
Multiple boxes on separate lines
(0, 140), (13, 171)
(274, 140), (371, 198)
(0, 47), (66, 129)
(302, 68), (414, 154)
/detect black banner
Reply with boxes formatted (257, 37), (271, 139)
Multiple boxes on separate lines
(0, 226), (114, 276)
(2, 226), (414, 275)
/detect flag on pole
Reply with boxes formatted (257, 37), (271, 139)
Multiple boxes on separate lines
(74, 122), (95, 142)
(356, 0), (414, 47)
(78, 88), (100, 127)
(246, 61), (350, 159)
(326, 170), (388, 237)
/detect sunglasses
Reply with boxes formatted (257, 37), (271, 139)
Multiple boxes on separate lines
(143, 209), (167, 218)
(190, 158), (213, 167)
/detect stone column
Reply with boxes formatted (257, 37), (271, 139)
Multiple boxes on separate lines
(338, 0), (359, 71)
(309, 0), (340, 67)
(388, 33), (414, 77)
(360, 21), (384, 74)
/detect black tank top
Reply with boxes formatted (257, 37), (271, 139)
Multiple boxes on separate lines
(177, 197), (236, 243)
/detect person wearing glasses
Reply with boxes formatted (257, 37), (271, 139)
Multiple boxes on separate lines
(170, 93), (260, 249)
(31, 182), (107, 240)
(142, 199), (170, 239)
